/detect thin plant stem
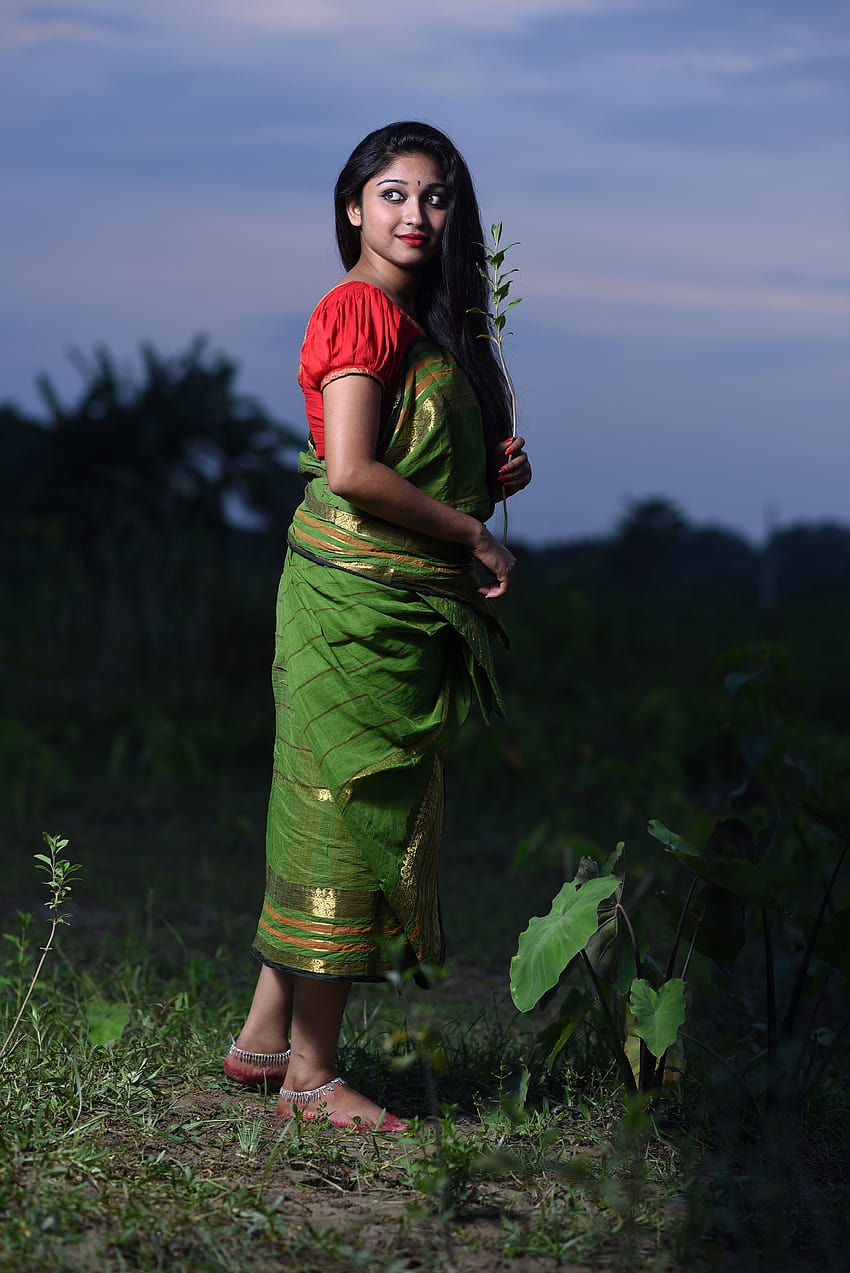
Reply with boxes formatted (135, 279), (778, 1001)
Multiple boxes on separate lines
(0, 921), (60, 1060)
(0, 833), (80, 1062)
(794, 961), (833, 1088)
(781, 838), (847, 1040)
(680, 1031), (762, 1126)
(679, 923), (700, 982)
(616, 903), (643, 980)
(580, 950), (636, 1093)
(664, 877), (700, 983)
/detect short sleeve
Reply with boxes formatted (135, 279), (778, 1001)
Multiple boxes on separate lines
(299, 283), (408, 395)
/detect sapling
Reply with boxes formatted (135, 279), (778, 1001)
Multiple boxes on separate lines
(470, 222), (521, 543)
(0, 832), (81, 1059)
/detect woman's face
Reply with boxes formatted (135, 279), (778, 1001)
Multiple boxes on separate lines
(347, 152), (449, 275)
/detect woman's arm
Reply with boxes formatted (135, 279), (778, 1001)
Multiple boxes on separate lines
(322, 374), (516, 598)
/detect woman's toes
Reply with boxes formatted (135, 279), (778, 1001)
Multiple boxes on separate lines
(276, 1082), (407, 1132)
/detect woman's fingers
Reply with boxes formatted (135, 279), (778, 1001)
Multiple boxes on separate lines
(497, 435), (532, 493)
(474, 533), (516, 597)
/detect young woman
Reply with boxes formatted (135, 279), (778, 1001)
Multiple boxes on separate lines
(224, 122), (531, 1131)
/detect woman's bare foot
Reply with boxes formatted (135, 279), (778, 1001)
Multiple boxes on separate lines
(223, 1039), (290, 1087)
(225, 965), (294, 1086)
(276, 1075), (408, 1132)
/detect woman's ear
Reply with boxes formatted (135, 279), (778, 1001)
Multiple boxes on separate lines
(346, 198), (362, 228)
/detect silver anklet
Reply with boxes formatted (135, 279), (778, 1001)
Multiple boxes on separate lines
(278, 1076), (348, 1105)
(228, 1043), (291, 1066)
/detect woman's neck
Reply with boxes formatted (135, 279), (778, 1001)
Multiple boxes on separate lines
(344, 261), (420, 323)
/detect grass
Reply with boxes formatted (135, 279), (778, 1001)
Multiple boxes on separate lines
(1, 774), (847, 1272)
(0, 936), (686, 1273)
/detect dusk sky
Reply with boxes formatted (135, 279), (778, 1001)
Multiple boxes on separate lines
(3, 0), (848, 546)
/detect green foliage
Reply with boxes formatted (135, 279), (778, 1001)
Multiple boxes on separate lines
(1, 339), (302, 730)
(629, 979), (686, 1059)
(0, 834), (81, 1061)
(510, 843), (688, 1095)
(21, 338), (302, 545)
(86, 996), (131, 1048)
(469, 221), (521, 541)
(0, 898), (688, 1273)
(509, 874), (620, 1013)
(512, 639), (850, 1126)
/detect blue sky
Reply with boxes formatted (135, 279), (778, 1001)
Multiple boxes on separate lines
(2, 0), (848, 544)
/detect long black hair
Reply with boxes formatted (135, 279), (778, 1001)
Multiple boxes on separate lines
(334, 121), (511, 453)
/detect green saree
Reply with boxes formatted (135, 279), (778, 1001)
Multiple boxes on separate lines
(251, 339), (506, 982)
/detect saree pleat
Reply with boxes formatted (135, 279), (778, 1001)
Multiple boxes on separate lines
(251, 337), (506, 982)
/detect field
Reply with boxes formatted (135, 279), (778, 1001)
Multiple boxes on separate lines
(3, 696), (848, 1273)
(2, 378), (850, 1271)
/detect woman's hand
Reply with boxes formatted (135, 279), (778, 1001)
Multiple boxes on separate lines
(495, 435), (532, 496)
(472, 524), (516, 598)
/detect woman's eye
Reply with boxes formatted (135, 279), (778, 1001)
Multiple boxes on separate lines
(381, 190), (404, 202)
(426, 193), (447, 208)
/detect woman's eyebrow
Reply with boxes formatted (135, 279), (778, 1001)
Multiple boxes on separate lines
(376, 177), (448, 188)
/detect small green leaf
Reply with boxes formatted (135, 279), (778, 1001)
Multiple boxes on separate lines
(87, 997), (131, 1047)
(543, 1002), (592, 1068)
(647, 821), (697, 856)
(629, 979), (686, 1059)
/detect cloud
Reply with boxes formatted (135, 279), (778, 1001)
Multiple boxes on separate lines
(1, 3), (143, 49)
(198, 0), (663, 33)
(529, 267), (850, 325)
(4, 0), (665, 53)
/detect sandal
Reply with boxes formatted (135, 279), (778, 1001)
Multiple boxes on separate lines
(277, 1076), (408, 1133)
(224, 1043), (290, 1087)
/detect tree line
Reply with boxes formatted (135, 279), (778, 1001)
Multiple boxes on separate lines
(2, 337), (847, 601)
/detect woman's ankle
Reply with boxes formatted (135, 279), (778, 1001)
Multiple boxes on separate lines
(232, 1032), (290, 1057)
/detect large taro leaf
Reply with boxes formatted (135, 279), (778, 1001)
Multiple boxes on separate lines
(648, 819), (778, 907)
(575, 843), (625, 982)
(628, 978), (686, 1060)
(659, 886), (746, 971)
(510, 876), (620, 1013)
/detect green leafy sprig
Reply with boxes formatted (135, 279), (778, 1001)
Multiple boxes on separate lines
(469, 222), (521, 543)
(0, 833), (81, 1060)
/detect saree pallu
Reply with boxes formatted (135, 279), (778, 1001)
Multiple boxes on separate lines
(251, 339), (506, 982)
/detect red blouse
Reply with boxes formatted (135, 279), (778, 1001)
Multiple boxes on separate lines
(297, 281), (423, 457)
